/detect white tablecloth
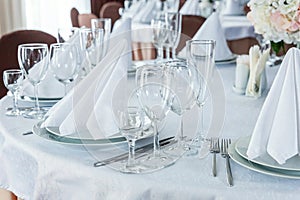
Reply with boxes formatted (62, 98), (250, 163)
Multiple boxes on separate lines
(1, 63), (299, 200)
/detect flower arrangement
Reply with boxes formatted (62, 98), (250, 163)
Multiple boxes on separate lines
(247, 0), (300, 44)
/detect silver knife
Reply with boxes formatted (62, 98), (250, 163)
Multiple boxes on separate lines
(93, 136), (175, 167)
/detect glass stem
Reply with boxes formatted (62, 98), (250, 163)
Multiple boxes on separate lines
(179, 115), (184, 141)
(199, 104), (204, 141)
(157, 46), (163, 60)
(166, 47), (170, 60)
(63, 83), (68, 96)
(172, 47), (176, 60)
(127, 139), (136, 167)
(34, 84), (40, 112)
(153, 120), (160, 157)
(12, 92), (18, 113)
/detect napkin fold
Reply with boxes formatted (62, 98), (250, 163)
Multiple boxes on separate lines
(247, 47), (300, 164)
(43, 19), (132, 139)
(132, 0), (157, 24)
(179, 0), (200, 15)
(245, 45), (269, 97)
(221, 0), (244, 16)
(178, 12), (233, 61)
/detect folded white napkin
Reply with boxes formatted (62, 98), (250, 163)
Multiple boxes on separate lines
(179, 0), (200, 15)
(245, 45), (269, 97)
(247, 47), (300, 164)
(178, 12), (233, 61)
(43, 19), (132, 139)
(133, 0), (157, 23)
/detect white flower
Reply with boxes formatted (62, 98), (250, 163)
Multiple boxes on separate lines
(247, 0), (300, 43)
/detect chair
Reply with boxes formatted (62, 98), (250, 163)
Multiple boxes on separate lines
(91, 0), (124, 17)
(177, 15), (206, 52)
(78, 13), (98, 28)
(70, 7), (80, 27)
(99, 2), (122, 27)
(0, 30), (56, 98)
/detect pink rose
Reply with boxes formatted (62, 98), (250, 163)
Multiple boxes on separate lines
(270, 11), (291, 32)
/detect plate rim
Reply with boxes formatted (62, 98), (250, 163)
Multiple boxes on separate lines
(33, 122), (127, 146)
(229, 142), (300, 179)
(19, 95), (61, 103)
(45, 125), (123, 141)
(235, 136), (300, 172)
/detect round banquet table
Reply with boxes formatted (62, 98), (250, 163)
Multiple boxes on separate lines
(0, 62), (299, 200)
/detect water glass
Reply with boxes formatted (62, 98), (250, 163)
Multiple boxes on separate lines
(18, 43), (49, 119)
(49, 43), (79, 95)
(3, 69), (23, 116)
(79, 28), (104, 71)
(91, 18), (111, 59)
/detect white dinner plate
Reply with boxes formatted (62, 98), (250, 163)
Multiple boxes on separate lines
(228, 142), (300, 179)
(33, 121), (127, 147)
(235, 136), (300, 172)
(45, 115), (153, 140)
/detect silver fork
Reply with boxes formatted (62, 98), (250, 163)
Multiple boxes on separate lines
(209, 138), (220, 177)
(221, 138), (233, 186)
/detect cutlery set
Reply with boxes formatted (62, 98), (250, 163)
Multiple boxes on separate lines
(210, 138), (233, 186)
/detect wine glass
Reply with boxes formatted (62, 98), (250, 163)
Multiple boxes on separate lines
(186, 39), (216, 157)
(165, 12), (182, 60)
(57, 28), (85, 77)
(163, 60), (197, 155)
(135, 65), (178, 168)
(91, 18), (111, 59)
(3, 69), (24, 116)
(18, 43), (49, 119)
(115, 106), (147, 173)
(79, 28), (104, 72)
(49, 43), (79, 95)
(151, 19), (167, 62)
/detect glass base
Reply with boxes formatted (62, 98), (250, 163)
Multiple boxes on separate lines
(5, 109), (21, 117)
(22, 108), (48, 120)
(163, 137), (190, 157)
(107, 142), (182, 174)
(185, 135), (210, 159)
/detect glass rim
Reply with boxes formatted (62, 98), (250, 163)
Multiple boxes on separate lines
(18, 43), (48, 48)
(186, 39), (216, 45)
(3, 69), (23, 74)
(80, 27), (104, 33)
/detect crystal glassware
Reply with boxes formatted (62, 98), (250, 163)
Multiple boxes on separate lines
(91, 18), (111, 59)
(151, 18), (167, 62)
(165, 12), (182, 60)
(3, 69), (24, 116)
(163, 60), (196, 156)
(186, 39), (216, 157)
(49, 43), (79, 95)
(18, 43), (49, 119)
(116, 106), (147, 173)
(79, 28), (104, 72)
(135, 65), (179, 169)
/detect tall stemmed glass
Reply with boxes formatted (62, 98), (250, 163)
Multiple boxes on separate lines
(79, 28), (104, 73)
(57, 27), (85, 77)
(165, 12), (182, 60)
(151, 19), (167, 62)
(163, 60), (196, 155)
(135, 65), (177, 168)
(18, 43), (49, 119)
(91, 18), (111, 59)
(49, 43), (79, 95)
(186, 40), (216, 156)
(3, 69), (23, 116)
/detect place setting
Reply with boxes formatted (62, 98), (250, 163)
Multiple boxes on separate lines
(228, 47), (300, 179)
